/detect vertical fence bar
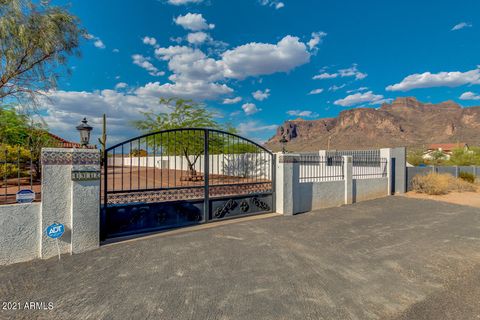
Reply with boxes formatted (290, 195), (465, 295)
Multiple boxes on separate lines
(17, 147), (20, 191)
(137, 139), (140, 190)
(145, 137), (148, 189)
(129, 141), (132, 190)
(174, 132), (177, 188)
(103, 149), (108, 207)
(112, 148), (116, 191)
(153, 134), (156, 189)
(160, 133), (163, 189)
(29, 149), (33, 190)
(121, 145), (124, 191)
(167, 132), (170, 188)
(3, 148), (7, 203)
(204, 129), (209, 222)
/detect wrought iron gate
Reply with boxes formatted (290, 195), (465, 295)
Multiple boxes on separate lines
(101, 128), (275, 240)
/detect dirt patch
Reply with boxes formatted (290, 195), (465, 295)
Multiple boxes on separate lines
(404, 190), (480, 208)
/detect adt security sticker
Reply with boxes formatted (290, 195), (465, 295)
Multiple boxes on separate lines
(46, 223), (65, 239)
(16, 189), (35, 203)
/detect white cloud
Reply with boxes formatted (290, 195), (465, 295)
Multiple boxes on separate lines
(451, 22), (472, 31)
(143, 36), (158, 47)
(94, 39), (105, 49)
(252, 88), (270, 101)
(329, 84), (346, 92)
(308, 88), (323, 95)
(313, 64), (367, 80)
(242, 103), (261, 115)
(155, 45), (195, 60)
(115, 82), (128, 90)
(334, 91), (385, 107)
(132, 54), (165, 77)
(167, 0), (203, 4)
(150, 35), (314, 102)
(286, 110), (319, 118)
(86, 34), (106, 49)
(156, 46), (225, 82)
(313, 72), (338, 80)
(186, 31), (209, 44)
(112, 48), (120, 53)
(174, 13), (215, 31)
(237, 121), (277, 135)
(347, 87), (368, 93)
(135, 81), (233, 101)
(223, 97), (242, 104)
(259, 0), (285, 10)
(386, 67), (480, 91)
(338, 64), (367, 80)
(222, 35), (310, 79)
(38, 89), (170, 144)
(307, 31), (327, 51)
(460, 91), (480, 100)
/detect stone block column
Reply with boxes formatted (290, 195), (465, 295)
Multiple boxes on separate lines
(40, 148), (100, 259)
(275, 153), (300, 215)
(343, 156), (353, 205)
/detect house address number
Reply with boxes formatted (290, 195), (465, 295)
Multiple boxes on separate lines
(71, 170), (101, 181)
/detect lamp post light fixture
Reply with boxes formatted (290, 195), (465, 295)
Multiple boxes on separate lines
(76, 118), (93, 148)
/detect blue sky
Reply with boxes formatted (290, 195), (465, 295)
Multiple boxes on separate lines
(45, 0), (480, 145)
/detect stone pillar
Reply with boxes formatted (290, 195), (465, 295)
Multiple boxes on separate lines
(275, 153), (299, 215)
(380, 148), (392, 195)
(380, 147), (406, 195)
(40, 148), (100, 259)
(343, 156), (353, 205)
(454, 166), (459, 178)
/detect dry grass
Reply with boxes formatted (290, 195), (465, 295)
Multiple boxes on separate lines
(411, 173), (477, 195)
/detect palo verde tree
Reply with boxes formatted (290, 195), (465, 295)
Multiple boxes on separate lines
(132, 98), (252, 179)
(0, 0), (84, 105)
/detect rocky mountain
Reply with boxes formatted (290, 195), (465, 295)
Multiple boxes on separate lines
(265, 97), (480, 152)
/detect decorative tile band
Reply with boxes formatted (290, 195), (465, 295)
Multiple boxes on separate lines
(42, 149), (100, 166)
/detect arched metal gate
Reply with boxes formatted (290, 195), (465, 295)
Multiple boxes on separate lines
(101, 128), (275, 240)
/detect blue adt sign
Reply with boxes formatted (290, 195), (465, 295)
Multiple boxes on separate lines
(46, 223), (64, 239)
(16, 189), (35, 203)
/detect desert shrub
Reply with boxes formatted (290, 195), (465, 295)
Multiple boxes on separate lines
(411, 173), (476, 195)
(459, 171), (475, 183)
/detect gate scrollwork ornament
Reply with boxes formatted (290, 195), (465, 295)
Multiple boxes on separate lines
(251, 197), (270, 211)
(214, 199), (238, 218)
(240, 201), (249, 212)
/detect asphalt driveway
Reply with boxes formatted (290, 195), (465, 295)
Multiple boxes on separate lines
(1, 197), (480, 320)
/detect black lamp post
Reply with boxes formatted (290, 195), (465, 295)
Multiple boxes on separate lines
(76, 118), (93, 148)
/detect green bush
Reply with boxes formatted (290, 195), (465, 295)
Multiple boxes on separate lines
(0, 163), (19, 179)
(0, 144), (31, 162)
(459, 171), (475, 183)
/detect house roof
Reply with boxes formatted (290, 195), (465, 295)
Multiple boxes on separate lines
(427, 143), (468, 152)
(47, 132), (95, 149)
